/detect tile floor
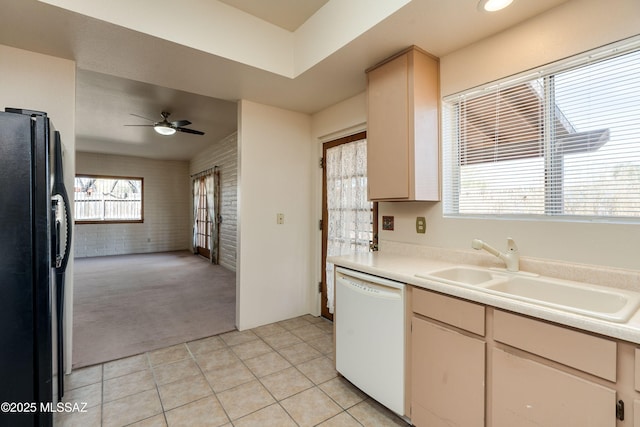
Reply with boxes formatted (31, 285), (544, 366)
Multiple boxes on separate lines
(55, 315), (410, 427)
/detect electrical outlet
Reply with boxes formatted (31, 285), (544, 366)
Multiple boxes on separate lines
(382, 216), (394, 231)
(416, 217), (426, 234)
(277, 213), (285, 224)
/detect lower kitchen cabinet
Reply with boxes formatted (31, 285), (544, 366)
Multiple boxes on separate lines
(492, 347), (616, 427)
(411, 312), (485, 426)
(407, 286), (639, 427)
(636, 348), (640, 391)
(636, 348), (640, 427)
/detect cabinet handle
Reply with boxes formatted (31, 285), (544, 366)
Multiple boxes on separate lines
(616, 400), (624, 421)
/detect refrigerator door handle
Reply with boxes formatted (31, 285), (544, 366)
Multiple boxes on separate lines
(51, 130), (71, 400)
(52, 132), (72, 273)
(50, 193), (70, 272)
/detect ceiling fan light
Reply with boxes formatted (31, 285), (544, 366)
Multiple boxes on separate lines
(154, 124), (176, 135)
(478, 0), (514, 12)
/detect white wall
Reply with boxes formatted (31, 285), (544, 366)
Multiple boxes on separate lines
(441, 0), (640, 97)
(311, 0), (640, 285)
(237, 100), (312, 330)
(380, 0), (640, 271)
(190, 132), (238, 271)
(0, 44), (76, 372)
(74, 152), (191, 257)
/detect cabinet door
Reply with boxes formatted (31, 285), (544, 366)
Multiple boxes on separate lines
(411, 316), (485, 427)
(636, 348), (640, 391)
(492, 348), (616, 427)
(367, 53), (410, 200)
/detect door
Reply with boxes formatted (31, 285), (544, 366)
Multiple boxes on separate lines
(321, 132), (377, 320)
(194, 176), (212, 259)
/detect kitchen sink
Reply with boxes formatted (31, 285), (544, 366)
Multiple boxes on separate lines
(417, 265), (640, 323)
(485, 276), (640, 323)
(416, 266), (505, 287)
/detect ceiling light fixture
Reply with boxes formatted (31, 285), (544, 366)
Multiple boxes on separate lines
(477, 0), (514, 12)
(153, 124), (176, 136)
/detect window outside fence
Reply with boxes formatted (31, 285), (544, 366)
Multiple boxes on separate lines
(74, 175), (143, 223)
(442, 38), (640, 222)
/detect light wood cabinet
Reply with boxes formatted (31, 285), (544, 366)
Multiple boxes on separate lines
(636, 348), (640, 392)
(493, 309), (617, 381)
(366, 46), (439, 201)
(407, 286), (638, 427)
(412, 317), (485, 427)
(410, 288), (485, 426)
(492, 347), (616, 427)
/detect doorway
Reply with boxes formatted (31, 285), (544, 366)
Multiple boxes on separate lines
(194, 177), (212, 258)
(192, 168), (221, 263)
(321, 131), (378, 320)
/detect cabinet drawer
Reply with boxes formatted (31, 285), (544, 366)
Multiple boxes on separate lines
(494, 310), (616, 381)
(492, 347), (616, 427)
(636, 348), (640, 392)
(412, 287), (485, 335)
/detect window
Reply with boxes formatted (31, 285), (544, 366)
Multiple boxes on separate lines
(74, 175), (143, 223)
(443, 37), (640, 221)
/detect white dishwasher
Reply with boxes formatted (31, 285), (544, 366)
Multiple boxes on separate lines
(335, 267), (405, 416)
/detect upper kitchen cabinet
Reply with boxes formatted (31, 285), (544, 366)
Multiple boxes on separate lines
(366, 46), (440, 201)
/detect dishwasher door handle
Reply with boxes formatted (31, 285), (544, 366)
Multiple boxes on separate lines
(337, 277), (401, 300)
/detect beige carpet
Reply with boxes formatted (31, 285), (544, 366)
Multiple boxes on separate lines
(72, 251), (236, 368)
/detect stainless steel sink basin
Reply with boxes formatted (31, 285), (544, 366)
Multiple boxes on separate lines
(485, 276), (640, 322)
(417, 265), (640, 323)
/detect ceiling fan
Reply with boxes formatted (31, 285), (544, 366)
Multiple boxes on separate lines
(125, 111), (205, 136)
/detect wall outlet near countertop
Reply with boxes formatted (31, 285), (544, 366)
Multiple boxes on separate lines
(416, 216), (426, 234)
(382, 216), (394, 231)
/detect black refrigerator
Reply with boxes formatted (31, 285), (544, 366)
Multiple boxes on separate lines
(0, 108), (72, 427)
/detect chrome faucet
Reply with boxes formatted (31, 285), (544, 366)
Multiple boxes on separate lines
(472, 237), (520, 272)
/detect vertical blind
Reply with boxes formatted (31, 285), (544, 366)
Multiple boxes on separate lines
(443, 36), (640, 220)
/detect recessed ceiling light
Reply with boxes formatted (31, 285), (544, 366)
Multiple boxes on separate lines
(478, 0), (514, 12)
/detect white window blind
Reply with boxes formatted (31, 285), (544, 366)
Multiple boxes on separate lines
(443, 37), (640, 221)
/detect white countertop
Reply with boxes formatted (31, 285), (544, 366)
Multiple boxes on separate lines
(329, 251), (640, 345)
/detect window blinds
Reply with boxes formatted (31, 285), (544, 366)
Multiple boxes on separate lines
(443, 36), (640, 220)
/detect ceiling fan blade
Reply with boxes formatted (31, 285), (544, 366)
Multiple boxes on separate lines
(129, 113), (156, 122)
(124, 124), (154, 127)
(176, 127), (205, 135)
(171, 120), (191, 127)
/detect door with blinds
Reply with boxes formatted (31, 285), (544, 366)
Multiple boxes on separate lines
(321, 132), (377, 320)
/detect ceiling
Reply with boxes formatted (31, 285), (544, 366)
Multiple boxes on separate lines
(0, 0), (570, 160)
(75, 70), (238, 160)
(218, 0), (330, 31)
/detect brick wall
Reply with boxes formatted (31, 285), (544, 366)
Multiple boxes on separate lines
(190, 132), (238, 271)
(74, 152), (191, 257)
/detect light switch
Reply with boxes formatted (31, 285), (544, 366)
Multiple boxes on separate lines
(277, 213), (284, 224)
(416, 216), (426, 234)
